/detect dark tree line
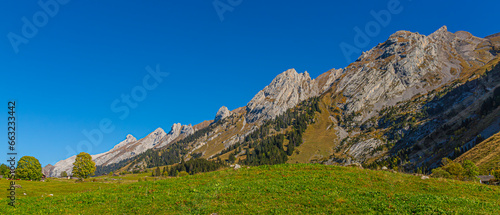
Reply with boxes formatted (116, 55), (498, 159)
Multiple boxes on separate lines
(94, 156), (135, 176)
(94, 119), (225, 175)
(480, 86), (500, 116)
(128, 119), (225, 170)
(241, 97), (320, 165)
(168, 158), (225, 176)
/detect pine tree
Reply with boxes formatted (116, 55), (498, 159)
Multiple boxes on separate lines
(154, 166), (160, 177)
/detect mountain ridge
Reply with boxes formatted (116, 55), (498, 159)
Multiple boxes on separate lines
(45, 26), (500, 176)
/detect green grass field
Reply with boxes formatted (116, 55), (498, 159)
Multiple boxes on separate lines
(1, 164), (499, 214)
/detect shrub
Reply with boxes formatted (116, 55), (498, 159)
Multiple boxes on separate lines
(432, 168), (451, 179)
(178, 171), (189, 177)
(462, 160), (479, 180)
(431, 158), (479, 181)
(445, 162), (464, 180)
(492, 169), (500, 180)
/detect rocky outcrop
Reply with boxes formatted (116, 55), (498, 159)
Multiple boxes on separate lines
(214, 106), (231, 122)
(161, 123), (194, 147)
(245, 67), (344, 123)
(246, 69), (315, 123)
(335, 26), (495, 121)
(42, 164), (54, 177)
(346, 138), (384, 162)
(48, 155), (76, 178)
(181, 124), (194, 135)
(110, 134), (137, 151)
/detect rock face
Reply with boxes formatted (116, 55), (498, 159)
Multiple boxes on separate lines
(335, 26), (495, 121)
(244, 26), (496, 125)
(110, 134), (137, 151)
(46, 123), (192, 177)
(181, 124), (194, 135)
(346, 138), (384, 162)
(42, 164), (54, 176)
(246, 69), (336, 123)
(214, 106), (231, 122)
(159, 123), (194, 148)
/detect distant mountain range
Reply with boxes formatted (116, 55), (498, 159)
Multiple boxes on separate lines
(44, 26), (500, 177)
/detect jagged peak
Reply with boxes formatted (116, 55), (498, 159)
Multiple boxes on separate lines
(126, 134), (136, 141)
(485, 32), (500, 39)
(215, 106), (231, 122)
(111, 134), (137, 150)
(388, 30), (416, 38)
(283, 68), (298, 75)
(180, 124), (194, 135)
(153, 127), (166, 134)
(168, 124), (181, 134)
(429, 25), (451, 38)
(436, 25), (448, 32)
(274, 68), (313, 82)
(303, 71), (310, 77)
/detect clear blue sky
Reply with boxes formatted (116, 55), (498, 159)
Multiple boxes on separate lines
(1, 0), (499, 167)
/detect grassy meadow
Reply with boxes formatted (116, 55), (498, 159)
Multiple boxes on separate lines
(1, 164), (499, 214)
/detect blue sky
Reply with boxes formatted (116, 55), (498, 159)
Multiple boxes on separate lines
(1, 0), (499, 167)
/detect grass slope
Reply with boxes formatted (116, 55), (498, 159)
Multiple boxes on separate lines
(288, 97), (338, 163)
(455, 131), (500, 174)
(1, 164), (499, 214)
(0, 172), (152, 200)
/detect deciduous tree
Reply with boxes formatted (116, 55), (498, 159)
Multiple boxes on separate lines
(462, 160), (479, 180)
(16, 156), (43, 180)
(72, 152), (96, 180)
(0, 164), (12, 178)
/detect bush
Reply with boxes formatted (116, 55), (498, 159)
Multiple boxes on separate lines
(178, 171), (189, 177)
(445, 162), (464, 180)
(493, 169), (500, 180)
(432, 168), (451, 179)
(462, 160), (479, 180)
(431, 158), (479, 181)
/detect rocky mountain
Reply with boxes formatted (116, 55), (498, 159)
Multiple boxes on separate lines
(335, 26), (496, 121)
(44, 123), (193, 177)
(318, 26), (500, 170)
(246, 68), (342, 123)
(45, 26), (500, 177)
